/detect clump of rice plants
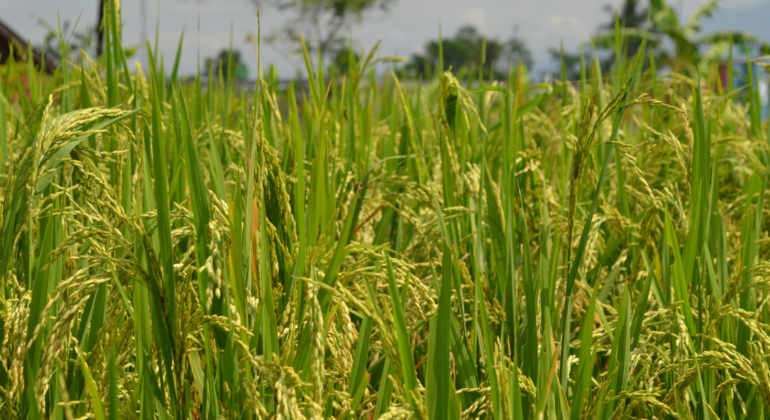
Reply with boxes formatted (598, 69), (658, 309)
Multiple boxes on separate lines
(1, 2), (770, 419)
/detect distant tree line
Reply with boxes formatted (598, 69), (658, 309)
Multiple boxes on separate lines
(34, 0), (768, 83)
(405, 25), (532, 79)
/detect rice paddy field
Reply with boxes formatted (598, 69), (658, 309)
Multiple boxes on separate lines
(2, 3), (770, 420)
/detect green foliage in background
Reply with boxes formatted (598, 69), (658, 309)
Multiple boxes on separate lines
(204, 49), (251, 81)
(407, 25), (532, 80)
(1, 1), (770, 419)
(253, 0), (395, 62)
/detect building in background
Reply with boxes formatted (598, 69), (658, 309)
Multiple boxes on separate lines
(0, 18), (56, 73)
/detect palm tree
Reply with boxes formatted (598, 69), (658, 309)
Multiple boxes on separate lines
(658, 0), (770, 73)
(596, 0), (768, 74)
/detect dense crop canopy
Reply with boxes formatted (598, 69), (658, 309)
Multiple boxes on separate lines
(1, 3), (770, 419)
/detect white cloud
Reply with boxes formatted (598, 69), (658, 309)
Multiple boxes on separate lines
(722, 0), (763, 9)
(464, 8), (487, 30)
(546, 15), (587, 38)
(380, 29), (407, 43)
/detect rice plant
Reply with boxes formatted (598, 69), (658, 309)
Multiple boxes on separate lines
(1, 2), (770, 419)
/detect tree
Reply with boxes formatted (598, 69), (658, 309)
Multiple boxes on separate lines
(595, 0), (650, 68)
(555, 0), (769, 79)
(595, 0), (768, 73)
(204, 49), (250, 81)
(547, 46), (587, 82)
(406, 25), (531, 79)
(250, 0), (395, 64)
(647, 0), (768, 71)
(330, 46), (360, 74)
(37, 19), (95, 63)
(505, 30), (534, 72)
(601, 0), (648, 31)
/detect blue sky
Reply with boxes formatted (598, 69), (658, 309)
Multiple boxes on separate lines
(2, 0), (768, 78)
